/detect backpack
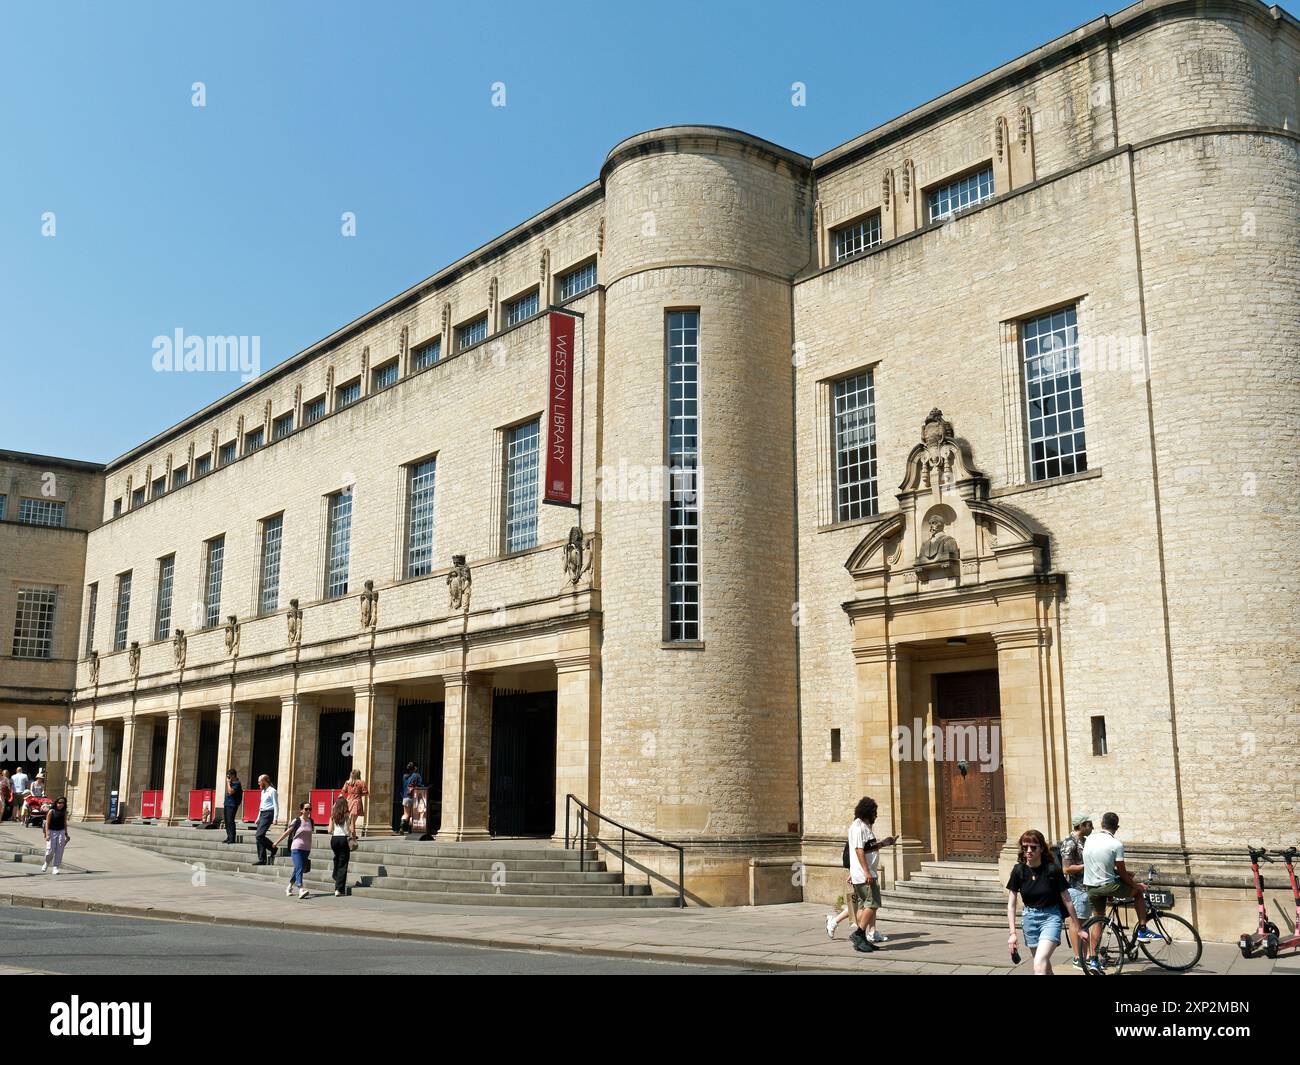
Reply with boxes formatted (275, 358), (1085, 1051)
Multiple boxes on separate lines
(842, 842), (851, 869)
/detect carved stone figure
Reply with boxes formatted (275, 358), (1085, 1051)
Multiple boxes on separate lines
(360, 580), (378, 629)
(87, 650), (100, 685)
(224, 615), (240, 657)
(287, 599), (302, 646)
(173, 628), (187, 670)
(563, 526), (594, 586)
(128, 642), (140, 679)
(917, 516), (960, 564)
(919, 408), (957, 487)
(447, 554), (472, 611)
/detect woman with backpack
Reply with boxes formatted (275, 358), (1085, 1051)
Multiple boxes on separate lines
(328, 793), (352, 897)
(1006, 827), (1083, 975)
(271, 802), (315, 899)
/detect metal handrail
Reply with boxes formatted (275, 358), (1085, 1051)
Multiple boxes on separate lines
(564, 793), (685, 908)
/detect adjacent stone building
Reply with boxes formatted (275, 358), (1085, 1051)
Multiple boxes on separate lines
(4, 0), (1296, 936)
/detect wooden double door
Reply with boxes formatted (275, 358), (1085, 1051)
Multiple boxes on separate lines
(935, 670), (1006, 862)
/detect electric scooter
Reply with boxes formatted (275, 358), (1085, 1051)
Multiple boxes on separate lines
(1239, 847), (1279, 959)
(1264, 846), (1300, 959)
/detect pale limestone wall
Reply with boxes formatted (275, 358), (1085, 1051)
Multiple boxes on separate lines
(1130, 129), (1300, 844)
(597, 140), (808, 842)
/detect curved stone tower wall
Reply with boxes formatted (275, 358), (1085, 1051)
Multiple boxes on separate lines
(596, 131), (811, 856)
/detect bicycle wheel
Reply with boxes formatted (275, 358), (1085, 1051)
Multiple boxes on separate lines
(1139, 911), (1203, 971)
(1082, 915), (1126, 975)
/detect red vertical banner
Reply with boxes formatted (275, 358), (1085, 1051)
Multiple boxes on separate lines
(545, 311), (575, 504)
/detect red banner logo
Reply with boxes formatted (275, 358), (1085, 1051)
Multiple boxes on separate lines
(545, 312), (575, 504)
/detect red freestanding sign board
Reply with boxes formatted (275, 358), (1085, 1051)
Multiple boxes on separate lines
(243, 787), (262, 823)
(310, 789), (343, 829)
(187, 789), (215, 822)
(139, 789), (163, 820)
(544, 311), (575, 505)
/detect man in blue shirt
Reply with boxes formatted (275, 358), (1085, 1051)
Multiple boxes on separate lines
(254, 774), (279, 864)
(400, 762), (423, 835)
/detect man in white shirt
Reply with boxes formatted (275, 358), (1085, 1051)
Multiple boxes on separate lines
(11, 766), (30, 803)
(847, 796), (896, 953)
(1083, 811), (1157, 946)
(254, 775), (280, 865)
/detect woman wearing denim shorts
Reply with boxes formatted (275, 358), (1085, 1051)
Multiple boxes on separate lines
(1006, 828), (1083, 975)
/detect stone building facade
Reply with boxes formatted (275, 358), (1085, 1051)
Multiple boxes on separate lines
(6, 0), (1296, 935)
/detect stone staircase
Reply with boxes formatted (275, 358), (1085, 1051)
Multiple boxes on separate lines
(880, 861), (1006, 927)
(77, 822), (679, 908)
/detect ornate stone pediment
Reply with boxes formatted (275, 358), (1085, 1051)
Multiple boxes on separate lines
(846, 409), (1049, 597)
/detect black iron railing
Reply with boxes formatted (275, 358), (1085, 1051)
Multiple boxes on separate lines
(564, 794), (685, 908)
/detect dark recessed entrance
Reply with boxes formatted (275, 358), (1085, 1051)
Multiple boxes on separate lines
(489, 691), (556, 838)
(249, 714), (280, 786)
(315, 709), (355, 789)
(935, 669), (1006, 862)
(393, 700), (443, 834)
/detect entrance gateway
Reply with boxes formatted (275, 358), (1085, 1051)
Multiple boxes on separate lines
(935, 670), (1005, 862)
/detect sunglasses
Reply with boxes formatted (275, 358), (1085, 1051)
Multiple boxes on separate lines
(1022, 843), (1041, 850)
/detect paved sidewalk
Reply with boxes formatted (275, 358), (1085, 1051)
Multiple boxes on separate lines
(0, 826), (1285, 975)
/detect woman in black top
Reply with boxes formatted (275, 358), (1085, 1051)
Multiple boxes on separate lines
(42, 796), (71, 875)
(1006, 828), (1082, 975)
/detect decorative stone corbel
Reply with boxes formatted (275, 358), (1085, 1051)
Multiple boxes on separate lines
(360, 580), (379, 630)
(223, 615), (240, 658)
(287, 599), (302, 647)
(562, 526), (595, 587)
(447, 554), (472, 611)
(173, 629), (187, 671)
(128, 642), (141, 679)
(87, 650), (100, 686)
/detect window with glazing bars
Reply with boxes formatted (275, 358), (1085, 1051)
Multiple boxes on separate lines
(832, 371), (878, 522)
(927, 165), (994, 222)
(371, 361), (398, 391)
(172, 465), (188, 489)
(203, 537), (224, 628)
(132, 487), (146, 508)
(155, 555), (175, 640)
(0, 494), (6, 521)
(505, 291), (539, 327)
(325, 489), (352, 598)
(244, 427), (264, 454)
(456, 316), (488, 351)
(112, 498), (122, 518)
(194, 454), (211, 477)
(219, 442), (236, 467)
(1023, 305), (1087, 482)
(84, 582), (97, 655)
(335, 378), (361, 410)
(19, 498), (66, 526)
(11, 586), (56, 659)
(667, 310), (700, 642)
(259, 514), (283, 614)
(833, 214), (882, 262)
(559, 261), (597, 301)
(113, 572), (132, 650)
(151, 476), (166, 499)
(273, 412), (294, 440)
(303, 395), (326, 425)
(503, 422), (539, 554)
(411, 338), (440, 371)
(405, 459), (437, 578)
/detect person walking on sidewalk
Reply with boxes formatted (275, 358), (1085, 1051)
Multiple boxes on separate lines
(399, 762), (423, 834)
(1006, 828), (1082, 975)
(11, 766), (30, 820)
(328, 794), (351, 897)
(847, 796), (896, 953)
(0, 770), (12, 822)
(341, 769), (367, 841)
(1058, 814), (1093, 968)
(254, 774), (280, 865)
(272, 802), (314, 899)
(222, 768), (244, 844)
(41, 796), (71, 875)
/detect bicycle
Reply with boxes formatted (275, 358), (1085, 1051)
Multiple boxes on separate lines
(1080, 864), (1203, 974)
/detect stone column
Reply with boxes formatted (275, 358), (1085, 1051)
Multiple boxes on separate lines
(553, 655), (600, 843)
(276, 693), (319, 823)
(215, 703), (253, 800)
(353, 685), (397, 836)
(437, 671), (493, 842)
(127, 715), (157, 817)
(117, 713), (138, 820)
(993, 626), (1063, 877)
(162, 708), (201, 824)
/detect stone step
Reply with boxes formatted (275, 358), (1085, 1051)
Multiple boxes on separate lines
(889, 879), (1007, 901)
(361, 875), (645, 897)
(350, 886), (680, 908)
(879, 892), (1008, 917)
(915, 861), (1001, 881)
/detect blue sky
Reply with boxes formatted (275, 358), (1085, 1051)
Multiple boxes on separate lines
(1, 0), (1110, 463)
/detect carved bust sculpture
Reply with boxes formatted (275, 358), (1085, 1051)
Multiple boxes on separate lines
(447, 554), (472, 611)
(917, 516), (960, 564)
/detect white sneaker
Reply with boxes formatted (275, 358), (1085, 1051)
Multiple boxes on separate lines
(826, 914), (837, 939)
(865, 930), (888, 943)
(40, 862), (48, 872)
(334, 890), (343, 897)
(285, 883), (293, 896)
(298, 888), (309, 899)
(51, 867), (60, 876)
